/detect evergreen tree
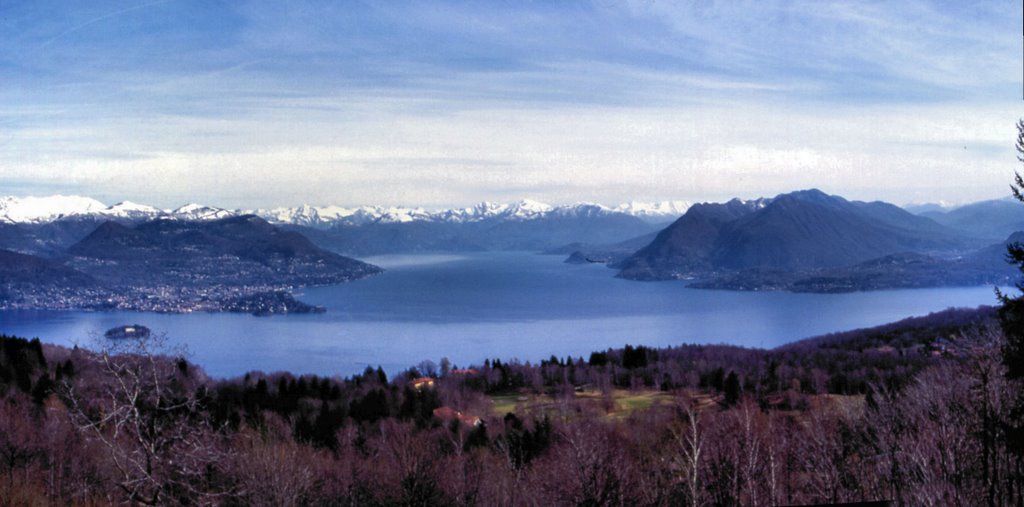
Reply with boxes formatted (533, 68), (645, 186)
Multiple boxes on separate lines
(32, 372), (53, 405)
(999, 119), (1024, 454)
(724, 371), (741, 406)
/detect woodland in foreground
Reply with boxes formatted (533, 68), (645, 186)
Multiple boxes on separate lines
(1, 305), (1022, 506)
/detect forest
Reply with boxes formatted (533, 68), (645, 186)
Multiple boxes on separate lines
(0, 303), (1022, 506)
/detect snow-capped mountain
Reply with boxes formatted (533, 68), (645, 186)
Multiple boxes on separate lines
(170, 203), (235, 221)
(437, 201), (510, 223)
(249, 199), (687, 227)
(413, 200), (554, 224)
(0, 195), (108, 224)
(613, 200), (691, 221)
(257, 204), (325, 227)
(501, 199), (554, 220)
(0, 195), (691, 227)
(0, 196), (239, 224)
(97, 201), (164, 220)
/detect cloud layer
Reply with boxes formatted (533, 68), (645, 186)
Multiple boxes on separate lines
(1, 0), (1019, 208)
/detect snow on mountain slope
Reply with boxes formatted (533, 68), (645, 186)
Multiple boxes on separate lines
(547, 203), (611, 219)
(98, 201), (164, 219)
(613, 200), (691, 220)
(0, 195), (108, 223)
(257, 204), (325, 227)
(503, 199), (554, 220)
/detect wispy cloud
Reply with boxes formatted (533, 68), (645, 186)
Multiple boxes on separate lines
(38, 0), (175, 48)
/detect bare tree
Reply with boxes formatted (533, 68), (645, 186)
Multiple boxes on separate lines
(734, 398), (765, 507)
(362, 419), (445, 506)
(0, 394), (44, 503)
(797, 401), (852, 504)
(544, 420), (631, 506)
(226, 428), (317, 507)
(670, 396), (705, 507)
(59, 335), (225, 505)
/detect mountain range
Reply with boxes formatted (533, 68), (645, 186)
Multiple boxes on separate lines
(0, 195), (690, 227)
(917, 198), (1024, 241)
(0, 196), (689, 257)
(1, 190), (1019, 307)
(0, 196), (232, 224)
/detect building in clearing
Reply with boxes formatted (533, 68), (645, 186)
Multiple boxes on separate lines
(409, 377), (435, 390)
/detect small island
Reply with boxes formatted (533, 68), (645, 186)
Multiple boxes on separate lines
(104, 324), (151, 339)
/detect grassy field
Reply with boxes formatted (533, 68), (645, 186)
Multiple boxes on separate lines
(489, 388), (691, 420)
(490, 393), (531, 415)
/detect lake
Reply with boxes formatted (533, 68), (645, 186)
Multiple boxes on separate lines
(0, 252), (1003, 378)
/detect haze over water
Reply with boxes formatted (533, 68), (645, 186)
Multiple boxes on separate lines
(0, 252), (1001, 378)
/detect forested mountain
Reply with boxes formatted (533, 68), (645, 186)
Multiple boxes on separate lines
(0, 215), (381, 313)
(618, 189), (990, 287)
(65, 215), (380, 286)
(615, 198), (767, 278)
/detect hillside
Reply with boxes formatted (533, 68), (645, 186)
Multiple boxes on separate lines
(0, 249), (95, 287)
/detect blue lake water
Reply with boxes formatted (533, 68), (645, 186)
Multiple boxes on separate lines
(0, 252), (1003, 378)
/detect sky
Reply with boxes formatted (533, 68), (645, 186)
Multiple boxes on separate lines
(1, 0), (1021, 209)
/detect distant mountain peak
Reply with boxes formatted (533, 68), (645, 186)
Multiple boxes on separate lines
(101, 201), (164, 217)
(504, 199), (553, 219)
(0, 195), (108, 223)
(614, 200), (691, 218)
(514, 198), (551, 208)
(773, 188), (845, 206)
(173, 203), (207, 213)
(171, 203), (234, 221)
(108, 200), (155, 210)
(786, 188), (829, 198)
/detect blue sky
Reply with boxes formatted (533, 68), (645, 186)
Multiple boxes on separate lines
(1, 0), (1020, 208)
